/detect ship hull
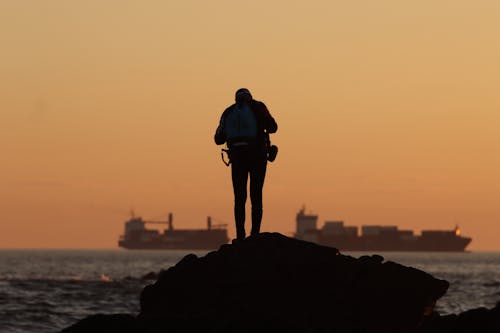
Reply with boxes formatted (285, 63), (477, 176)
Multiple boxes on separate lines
(118, 240), (225, 250)
(118, 242), (223, 250)
(119, 230), (228, 250)
(317, 235), (472, 252)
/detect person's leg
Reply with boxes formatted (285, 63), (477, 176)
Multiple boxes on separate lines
(231, 153), (249, 240)
(249, 154), (267, 236)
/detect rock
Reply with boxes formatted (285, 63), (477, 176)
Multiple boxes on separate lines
(60, 314), (138, 333)
(419, 302), (500, 333)
(139, 232), (449, 332)
(141, 271), (158, 280)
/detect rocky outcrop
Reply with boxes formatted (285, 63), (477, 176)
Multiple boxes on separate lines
(418, 303), (500, 333)
(61, 232), (499, 332)
(61, 314), (137, 333)
(138, 232), (447, 332)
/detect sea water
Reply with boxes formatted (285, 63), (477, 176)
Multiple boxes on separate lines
(1, 250), (499, 333)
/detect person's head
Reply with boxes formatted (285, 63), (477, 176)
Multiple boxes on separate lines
(235, 88), (252, 104)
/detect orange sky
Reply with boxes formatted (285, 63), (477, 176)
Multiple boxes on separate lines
(1, 1), (499, 249)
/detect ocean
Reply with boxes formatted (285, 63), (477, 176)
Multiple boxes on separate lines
(1, 250), (499, 333)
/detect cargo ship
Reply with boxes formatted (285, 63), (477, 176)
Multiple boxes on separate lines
(118, 213), (229, 250)
(295, 208), (472, 252)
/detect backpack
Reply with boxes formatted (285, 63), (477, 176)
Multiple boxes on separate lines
(223, 103), (258, 143)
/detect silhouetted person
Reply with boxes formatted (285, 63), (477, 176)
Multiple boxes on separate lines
(215, 88), (278, 241)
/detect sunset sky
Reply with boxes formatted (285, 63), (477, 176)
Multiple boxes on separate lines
(1, 1), (499, 249)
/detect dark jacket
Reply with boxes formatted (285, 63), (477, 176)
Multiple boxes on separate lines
(214, 100), (277, 148)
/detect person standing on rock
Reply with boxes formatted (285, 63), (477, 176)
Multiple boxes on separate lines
(215, 88), (278, 241)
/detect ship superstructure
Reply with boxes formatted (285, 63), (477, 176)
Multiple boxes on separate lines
(295, 208), (472, 252)
(118, 213), (229, 250)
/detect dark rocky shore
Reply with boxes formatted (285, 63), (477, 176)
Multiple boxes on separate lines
(62, 233), (500, 333)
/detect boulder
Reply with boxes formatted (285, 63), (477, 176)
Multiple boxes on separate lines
(418, 302), (500, 333)
(60, 314), (137, 333)
(139, 232), (449, 332)
(141, 271), (159, 280)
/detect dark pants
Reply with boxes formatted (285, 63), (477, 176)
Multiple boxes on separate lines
(230, 147), (267, 240)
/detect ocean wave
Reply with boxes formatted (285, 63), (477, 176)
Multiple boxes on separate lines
(0, 275), (146, 283)
(483, 281), (500, 287)
(0, 278), (145, 333)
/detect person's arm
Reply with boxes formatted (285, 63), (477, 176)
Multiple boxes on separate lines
(214, 111), (227, 145)
(258, 102), (277, 133)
